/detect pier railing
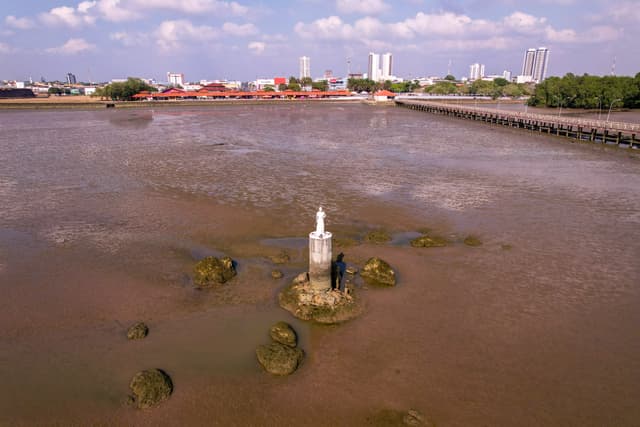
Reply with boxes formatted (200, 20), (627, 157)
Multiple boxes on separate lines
(396, 99), (640, 133)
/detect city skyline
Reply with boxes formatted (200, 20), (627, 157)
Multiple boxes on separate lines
(0, 0), (638, 83)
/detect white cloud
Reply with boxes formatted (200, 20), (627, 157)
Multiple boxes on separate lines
(0, 42), (12, 54)
(97, 0), (140, 22)
(4, 15), (35, 30)
(295, 16), (355, 40)
(46, 38), (96, 54)
(336, 0), (389, 14)
(109, 31), (148, 46)
(247, 41), (265, 54)
(40, 4), (96, 28)
(129, 0), (247, 15)
(222, 22), (258, 36)
(154, 19), (219, 50)
(502, 12), (547, 33)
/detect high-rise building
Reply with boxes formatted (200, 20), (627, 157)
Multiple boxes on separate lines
(469, 63), (485, 81)
(299, 56), (311, 80)
(66, 73), (77, 85)
(521, 47), (549, 83)
(381, 52), (393, 80)
(167, 72), (184, 87)
(368, 52), (380, 82)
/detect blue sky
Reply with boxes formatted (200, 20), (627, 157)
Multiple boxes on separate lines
(1, 0), (638, 83)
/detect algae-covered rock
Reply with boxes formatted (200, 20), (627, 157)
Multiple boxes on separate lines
(410, 234), (448, 248)
(193, 256), (236, 287)
(270, 321), (297, 347)
(364, 230), (391, 244)
(279, 274), (363, 324)
(463, 235), (482, 247)
(127, 322), (149, 340)
(129, 369), (173, 409)
(271, 269), (284, 279)
(360, 257), (396, 287)
(269, 251), (290, 264)
(256, 342), (304, 375)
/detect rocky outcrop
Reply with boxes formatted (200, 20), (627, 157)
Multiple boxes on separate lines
(360, 257), (396, 287)
(410, 234), (448, 248)
(128, 369), (173, 409)
(256, 342), (304, 376)
(193, 256), (236, 287)
(270, 321), (297, 347)
(364, 230), (391, 244)
(269, 251), (290, 264)
(271, 269), (284, 279)
(256, 322), (304, 375)
(279, 273), (363, 324)
(463, 235), (482, 246)
(127, 322), (149, 340)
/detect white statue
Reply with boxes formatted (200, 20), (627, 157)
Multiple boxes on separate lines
(315, 207), (326, 235)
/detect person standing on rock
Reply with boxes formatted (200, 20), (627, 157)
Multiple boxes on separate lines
(335, 252), (346, 292)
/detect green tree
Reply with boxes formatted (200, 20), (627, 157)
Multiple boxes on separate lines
(493, 77), (509, 87)
(263, 85), (275, 92)
(347, 78), (378, 93)
(278, 83), (288, 91)
(311, 80), (328, 91)
(48, 87), (63, 95)
(300, 77), (312, 87)
(444, 75), (456, 81)
(99, 77), (157, 101)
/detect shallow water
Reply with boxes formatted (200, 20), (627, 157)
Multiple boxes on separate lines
(1, 104), (639, 426)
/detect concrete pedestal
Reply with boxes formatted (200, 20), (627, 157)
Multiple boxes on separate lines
(309, 231), (332, 291)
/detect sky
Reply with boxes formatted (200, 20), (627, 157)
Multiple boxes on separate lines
(0, 0), (638, 83)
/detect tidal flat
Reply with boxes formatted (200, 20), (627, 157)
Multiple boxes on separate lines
(1, 104), (639, 426)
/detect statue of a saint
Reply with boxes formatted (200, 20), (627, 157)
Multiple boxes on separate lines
(315, 207), (326, 235)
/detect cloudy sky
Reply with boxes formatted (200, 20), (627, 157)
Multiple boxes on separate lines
(0, 0), (638, 83)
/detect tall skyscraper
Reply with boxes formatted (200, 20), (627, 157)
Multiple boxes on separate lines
(368, 52), (380, 81)
(299, 56), (311, 80)
(66, 73), (77, 84)
(469, 63), (485, 81)
(381, 52), (393, 80)
(167, 72), (184, 87)
(521, 47), (549, 83)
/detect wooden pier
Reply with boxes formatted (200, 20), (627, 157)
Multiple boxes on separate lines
(395, 99), (640, 149)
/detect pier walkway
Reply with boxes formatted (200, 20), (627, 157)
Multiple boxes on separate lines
(395, 99), (640, 149)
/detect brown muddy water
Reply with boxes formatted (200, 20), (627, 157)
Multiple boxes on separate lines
(1, 103), (639, 426)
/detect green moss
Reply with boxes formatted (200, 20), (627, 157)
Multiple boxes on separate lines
(501, 244), (513, 250)
(410, 234), (448, 248)
(256, 342), (304, 375)
(463, 236), (482, 247)
(364, 230), (392, 244)
(193, 256), (236, 287)
(129, 369), (173, 409)
(360, 257), (396, 287)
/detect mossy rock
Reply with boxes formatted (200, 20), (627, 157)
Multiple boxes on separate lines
(360, 257), (396, 287)
(129, 369), (173, 409)
(271, 269), (284, 279)
(364, 230), (392, 244)
(334, 237), (359, 248)
(127, 322), (149, 340)
(193, 256), (236, 287)
(269, 251), (290, 264)
(463, 235), (482, 247)
(256, 342), (304, 375)
(269, 321), (297, 347)
(410, 234), (448, 248)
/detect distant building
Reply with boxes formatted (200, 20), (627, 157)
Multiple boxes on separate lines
(503, 70), (512, 81)
(167, 72), (184, 87)
(299, 56), (311, 80)
(368, 52), (380, 82)
(66, 73), (77, 85)
(381, 52), (393, 80)
(469, 63), (485, 81)
(521, 47), (549, 83)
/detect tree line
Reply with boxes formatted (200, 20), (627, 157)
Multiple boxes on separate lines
(527, 73), (640, 109)
(94, 78), (157, 101)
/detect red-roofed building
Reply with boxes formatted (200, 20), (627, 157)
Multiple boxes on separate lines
(373, 90), (396, 101)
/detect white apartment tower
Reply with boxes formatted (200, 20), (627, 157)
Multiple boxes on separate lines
(469, 63), (485, 81)
(299, 56), (311, 80)
(521, 47), (549, 83)
(167, 72), (184, 87)
(368, 52), (380, 81)
(381, 52), (393, 80)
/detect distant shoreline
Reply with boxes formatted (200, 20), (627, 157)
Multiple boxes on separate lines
(0, 95), (372, 110)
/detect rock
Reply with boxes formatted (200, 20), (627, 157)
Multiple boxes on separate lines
(271, 269), (284, 279)
(279, 274), (363, 324)
(463, 235), (482, 247)
(127, 322), (149, 340)
(360, 257), (396, 287)
(256, 342), (304, 375)
(345, 266), (358, 275)
(193, 256), (236, 287)
(128, 369), (173, 409)
(410, 234), (447, 248)
(403, 409), (428, 426)
(364, 230), (391, 244)
(269, 321), (297, 347)
(269, 251), (290, 264)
